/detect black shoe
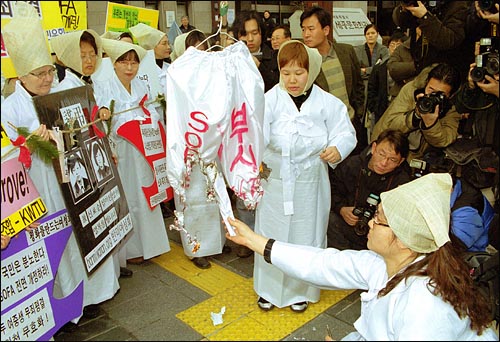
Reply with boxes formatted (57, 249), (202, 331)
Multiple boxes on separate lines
(58, 322), (78, 334)
(237, 245), (253, 258)
(222, 244), (232, 254)
(257, 297), (274, 311)
(82, 304), (100, 319)
(192, 257), (211, 269)
(290, 301), (308, 313)
(120, 267), (133, 278)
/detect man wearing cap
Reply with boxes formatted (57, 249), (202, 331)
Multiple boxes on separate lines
(93, 38), (171, 270)
(226, 173), (498, 340)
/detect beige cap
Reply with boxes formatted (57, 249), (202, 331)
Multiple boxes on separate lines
(277, 40), (322, 96)
(129, 23), (165, 50)
(101, 38), (147, 64)
(3, 2), (52, 77)
(170, 29), (207, 62)
(51, 29), (102, 75)
(381, 173), (452, 254)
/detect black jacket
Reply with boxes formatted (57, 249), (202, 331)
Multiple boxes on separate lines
(330, 146), (412, 215)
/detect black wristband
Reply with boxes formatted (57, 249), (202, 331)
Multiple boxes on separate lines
(264, 239), (275, 264)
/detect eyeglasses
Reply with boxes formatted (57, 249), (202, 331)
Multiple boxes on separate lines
(81, 53), (97, 61)
(373, 211), (390, 228)
(374, 149), (400, 164)
(117, 60), (139, 67)
(271, 36), (283, 41)
(29, 67), (56, 79)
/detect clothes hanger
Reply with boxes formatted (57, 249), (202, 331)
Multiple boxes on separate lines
(196, 1), (237, 51)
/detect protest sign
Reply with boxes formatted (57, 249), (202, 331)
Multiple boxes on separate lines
(1, 209), (82, 341)
(32, 85), (133, 276)
(1, 1), (88, 78)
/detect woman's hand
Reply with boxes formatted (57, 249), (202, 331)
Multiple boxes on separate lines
(99, 107), (111, 121)
(1, 235), (11, 250)
(226, 217), (269, 257)
(320, 146), (341, 164)
(34, 124), (50, 141)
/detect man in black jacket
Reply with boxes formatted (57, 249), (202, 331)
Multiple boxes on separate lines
(232, 10), (279, 92)
(328, 129), (412, 250)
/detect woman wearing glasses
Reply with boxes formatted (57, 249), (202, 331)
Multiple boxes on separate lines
(92, 39), (170, 270)
(1, 2), (113, 332)
(226, 173), (498, 341)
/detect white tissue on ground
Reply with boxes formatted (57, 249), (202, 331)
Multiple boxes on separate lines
(210, 306), (226, 326)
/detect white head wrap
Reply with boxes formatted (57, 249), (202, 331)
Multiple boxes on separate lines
(380, 173), (452, 253)
(101, 38), (146, 64)
(101, 31), (122, 40)
(170, 29), (207, 62)
(277, 40), (322, 97)
(129, 23), (165, 50)
(3, 2), (52, 77)
(51, 29), (102, 75)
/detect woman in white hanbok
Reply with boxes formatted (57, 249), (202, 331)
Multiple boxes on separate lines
(253, 40), (356, 312)
(51, 28), (123, 311)
(227, 173), (499, 341)
(2, 5), (119, 326)
(93, 39), (170, 267)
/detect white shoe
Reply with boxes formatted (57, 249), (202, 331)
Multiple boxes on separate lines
(290, 301), (308, 312)
(257, 297), (274, 311)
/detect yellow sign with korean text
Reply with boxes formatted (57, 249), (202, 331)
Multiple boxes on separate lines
(105, 2), (159, 33)
(1, 1), (88, 78)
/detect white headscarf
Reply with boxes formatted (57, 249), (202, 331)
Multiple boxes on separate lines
(277, 40), (322, 97)
(51, 29), (103, 75)
(170, 29), (207, 62)
(381, 173), (452, 253)
(3, 2), (52, 77)
(101, 38), (147, 64)
(129, 23), (165, 50)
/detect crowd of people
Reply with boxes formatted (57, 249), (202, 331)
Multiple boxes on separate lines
(1, 1), (499, 340)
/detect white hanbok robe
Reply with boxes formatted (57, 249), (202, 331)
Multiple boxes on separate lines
(271, 242), (499, 341)
(93, 72), (170, 261)
(1, 81), (120, 323)
(254, 84), (356, 307)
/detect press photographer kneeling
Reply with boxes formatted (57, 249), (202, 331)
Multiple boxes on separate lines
(371, 62), (462, 166)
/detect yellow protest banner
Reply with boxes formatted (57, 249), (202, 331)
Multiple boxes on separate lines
(1, 1), (88, 78)
(1, 124), (11, 149)
(105, 2), (159, 33)
(1, 198), (48, 237)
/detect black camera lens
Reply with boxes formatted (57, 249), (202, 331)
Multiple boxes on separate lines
(401, 0), (418, 6)
(471, 66), (486, 82)
(479, 0), (499, 13)
(485, 54), (499, 75)
(417, 96), (435, 114)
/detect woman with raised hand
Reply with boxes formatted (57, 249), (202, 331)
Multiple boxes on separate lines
(226, 173), (498, 341)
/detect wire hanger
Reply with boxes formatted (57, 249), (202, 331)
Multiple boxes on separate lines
(195, 1), (237, 50)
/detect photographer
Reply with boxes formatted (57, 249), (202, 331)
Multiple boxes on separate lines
(452, 49), (499, 249)
(393, 0), (472, 80)
(328, 129), (411, 250)
(371, 62), (462, 164)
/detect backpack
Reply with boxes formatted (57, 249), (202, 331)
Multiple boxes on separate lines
(465, 251), (500, 328)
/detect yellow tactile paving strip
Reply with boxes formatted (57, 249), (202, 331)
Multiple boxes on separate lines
(153, 243), (353, 341)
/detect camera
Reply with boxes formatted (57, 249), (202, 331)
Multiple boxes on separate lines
(478, 0), (499, 13)
(409, 158), (429, 178)
(401, 0), (419, 5)
(352, 193), (380, 236)
(471, 38), (499, 82)
(416, 91), (446, 116)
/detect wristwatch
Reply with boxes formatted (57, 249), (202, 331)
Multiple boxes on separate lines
(264, 239), (275, 264)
